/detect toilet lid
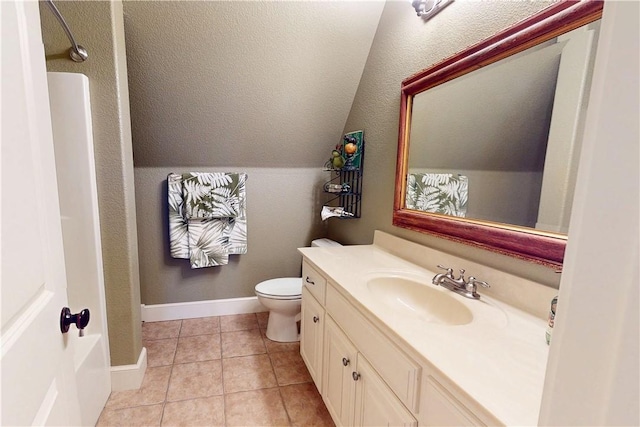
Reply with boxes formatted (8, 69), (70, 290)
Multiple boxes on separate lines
(255, 277), (302, 299)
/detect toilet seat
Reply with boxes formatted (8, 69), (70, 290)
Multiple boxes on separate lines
(255, 277), (302, 300)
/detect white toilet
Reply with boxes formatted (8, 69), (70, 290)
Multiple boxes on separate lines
(255, 238), (341, 342)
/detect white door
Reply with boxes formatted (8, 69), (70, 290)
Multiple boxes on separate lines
(1, 0), (82, 425)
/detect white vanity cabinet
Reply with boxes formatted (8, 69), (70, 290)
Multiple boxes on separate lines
(300, 258), (499, 427)
(300, 286), (324, 391)
(301, 260), (418, 427)
(322, 316), (357, 426)
(419, 376), (487, 426)
(353, 355), (417, 427)
(301, 260), (331, 391)
(323, 315), (416, 427)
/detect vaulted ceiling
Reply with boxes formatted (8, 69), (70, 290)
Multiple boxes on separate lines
(123, 1), (385, 168)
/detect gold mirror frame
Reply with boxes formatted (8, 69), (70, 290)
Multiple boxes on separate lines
(393, 0), (603, 268)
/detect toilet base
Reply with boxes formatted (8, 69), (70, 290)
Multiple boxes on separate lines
(265, 311), (300, 343)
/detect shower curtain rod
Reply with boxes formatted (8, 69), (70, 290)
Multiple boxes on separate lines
(44, 0), (88, 62)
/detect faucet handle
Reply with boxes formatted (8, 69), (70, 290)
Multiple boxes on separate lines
(464, 277), (490, 299)
(436, 265), (454, 277)
(468, 277), (490, 288)
(458, 269), (466, 281)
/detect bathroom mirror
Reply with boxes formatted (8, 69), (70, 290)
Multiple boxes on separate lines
(393, 1), (603, 267)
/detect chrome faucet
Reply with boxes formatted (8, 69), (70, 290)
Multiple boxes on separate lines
(432, 265), (490, 300)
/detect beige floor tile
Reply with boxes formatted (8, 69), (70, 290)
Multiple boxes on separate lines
(222, 354), (277, 393)
(221, 329), (266, 358)
(180, 316), (220, 337)
(105, 366), (171, 410)
(167, 360), (223, 401)
(145, 338), (178, 367)
(98, 317), (334, 426)
(280, 383), (335, 427)
(256, 311), (270, 328)
(270, 350), (312, 386)
(174, 334), (221, 363)
(261, 328), (301, 354)
(143, 320), (182, 341)
(161, 395), (225, 426)
(97, 403), (163, 427)
(220, 313), (259, 332)
(224, 388), (290, 426)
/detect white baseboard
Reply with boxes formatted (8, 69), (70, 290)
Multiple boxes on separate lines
(141, 296), (267, 323)
(110, 347), (147, 392)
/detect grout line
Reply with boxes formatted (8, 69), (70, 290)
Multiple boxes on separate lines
(277, 385), (294, 427)
(158, 320), (180, 426)
(177, 318), (184, 336)
(220, 334), (227, 396)
(265, 338), (280, 388)
(221, 323), (228, 427)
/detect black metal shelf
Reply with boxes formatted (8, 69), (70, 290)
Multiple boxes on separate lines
(323, 168), (363, 219)
(322, 133), (364, 219)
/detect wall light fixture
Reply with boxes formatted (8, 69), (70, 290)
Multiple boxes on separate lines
(411, 0), (454, 21)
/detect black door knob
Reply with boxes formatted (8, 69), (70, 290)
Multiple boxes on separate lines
(60, 307), (90, 335)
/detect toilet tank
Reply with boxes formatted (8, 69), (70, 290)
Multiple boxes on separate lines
(311, 238), (342, 247)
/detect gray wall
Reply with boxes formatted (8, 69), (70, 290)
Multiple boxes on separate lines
(124, 1), (384, 304)
(39, 1), (142, 366)
(135, 167), (327, 304)
(330, 0), (561, 286)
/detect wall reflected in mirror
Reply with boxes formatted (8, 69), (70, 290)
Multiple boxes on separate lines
(406, 20), (600, 234)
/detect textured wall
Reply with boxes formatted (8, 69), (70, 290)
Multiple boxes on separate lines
(124, 1), (384, 304)
(330, 0), (562, 286)
(136, 167), (327, 304)
(39, 1), (142, 366)
(124, 0), (385, 168)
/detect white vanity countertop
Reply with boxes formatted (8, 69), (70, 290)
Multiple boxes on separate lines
(299, 243), (550, 426)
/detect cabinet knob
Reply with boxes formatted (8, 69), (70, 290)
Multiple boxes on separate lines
(305, 276), (315, 285)
(342, 357), (350, 366)
(352, 371), (360, 381)
(313, 316), (319, 323)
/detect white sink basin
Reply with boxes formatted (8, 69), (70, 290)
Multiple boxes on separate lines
(367, 276), (473, 325)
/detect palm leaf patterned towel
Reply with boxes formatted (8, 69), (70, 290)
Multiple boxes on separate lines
(167, 172), (247, 268)
(168, 173), (190, 259)
(186, 218), (231, 268)
(406, 173), (468, 217)
(182, 172), (243, 219)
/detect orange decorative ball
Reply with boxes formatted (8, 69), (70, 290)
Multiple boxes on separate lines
(344, 143), (357, 155)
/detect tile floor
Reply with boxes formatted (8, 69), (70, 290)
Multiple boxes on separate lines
(97, 313), (334, 427)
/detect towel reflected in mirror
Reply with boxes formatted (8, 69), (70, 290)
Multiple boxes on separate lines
(406, 173), (468, 217)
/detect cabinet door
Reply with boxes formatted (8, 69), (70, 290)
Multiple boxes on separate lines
(300, 286), (325, 391)
(420, 377), (485, 426)
(323, 317), (358, 426)
(353, 355), (417, 427)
